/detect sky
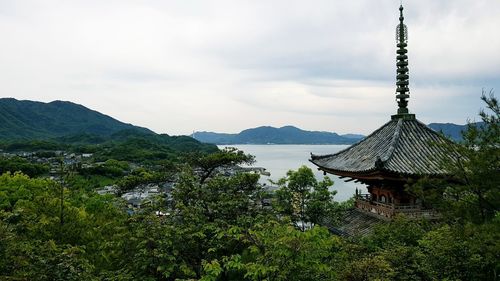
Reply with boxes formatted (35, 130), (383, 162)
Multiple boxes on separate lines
(1, 0), (499, 135)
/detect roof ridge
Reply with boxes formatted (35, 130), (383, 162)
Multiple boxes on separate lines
(380, 118), (403, 164)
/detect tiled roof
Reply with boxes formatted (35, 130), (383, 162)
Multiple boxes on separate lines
(310, 117), (457, 177)
(325, 209), (384, 237)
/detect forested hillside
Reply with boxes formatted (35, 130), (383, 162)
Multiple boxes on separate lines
(428, 122), (484, 141)
(0, 98), (152, 139)
(0, 98), (218, 163)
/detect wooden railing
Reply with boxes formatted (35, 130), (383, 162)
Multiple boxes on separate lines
(355, 194), (439, 220)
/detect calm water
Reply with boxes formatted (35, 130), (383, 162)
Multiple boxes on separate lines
(219, 144), (367, 202)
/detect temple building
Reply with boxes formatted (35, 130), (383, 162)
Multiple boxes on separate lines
(310, 5), (458, 224)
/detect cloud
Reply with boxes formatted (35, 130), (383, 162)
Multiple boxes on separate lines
(0, 0), (498, 135)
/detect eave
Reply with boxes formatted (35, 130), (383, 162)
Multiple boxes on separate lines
(313, 164), (408, 183)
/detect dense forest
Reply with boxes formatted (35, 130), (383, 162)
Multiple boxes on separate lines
(0, 95), (498, 280)
(0, 98), (153, 139)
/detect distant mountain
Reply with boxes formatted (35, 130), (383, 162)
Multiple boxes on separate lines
(194, 121), (484, 145)
(428, 122), (484, 141)
(193, 126), (364, 145)
(0, 98), (153, 140)
(341, 134), (365, 140)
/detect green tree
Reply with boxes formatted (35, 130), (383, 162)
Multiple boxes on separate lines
(119, 148), (267, 280)
(164, 168), (267, 278)
(273, 166), (336, 231)
(202, 221), (341, 281)
(412, 92), (500, 223)
(185, 147), (255, 184)
(0, 172), (130, 279)
(348, 217), (434, 281)
(0, 156), (49, 177)
(339, 254), (395, 281)
(418, 223), (499, 280)
(116, 167), (168, 194)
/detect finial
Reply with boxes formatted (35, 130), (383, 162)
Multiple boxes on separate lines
(395, 4), (410, 115)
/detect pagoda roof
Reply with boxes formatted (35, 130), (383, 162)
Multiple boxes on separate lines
(310, 116), (457, 179)
(310, 5), (461, 181)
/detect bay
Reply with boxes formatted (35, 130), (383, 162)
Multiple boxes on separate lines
(219, 144), (367, 202)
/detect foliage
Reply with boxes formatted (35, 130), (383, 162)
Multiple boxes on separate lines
(417, 223), (500, 280)
(0, 156), (49, 177)
(106, 148), (268, 280)
(1, 132), (218, 166)
(336, 217), (500, 281)
(116, 167), (170, 194)
(185, 147), (255, 184)
(0, 98), (152, 140)
(203, 222), (340, 281)
(273, 166), (336, 230)
(411, 91), (500, 223)
(0, 139), (68, 151)
(164, 169), (267, 279)
(0, 172), (129, 280)
(79, 159), (129, 178)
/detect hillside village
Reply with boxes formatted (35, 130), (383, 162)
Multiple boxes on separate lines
(1, 147), (274, 213)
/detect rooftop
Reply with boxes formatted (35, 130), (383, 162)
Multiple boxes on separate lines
(311, 118), (457, 179)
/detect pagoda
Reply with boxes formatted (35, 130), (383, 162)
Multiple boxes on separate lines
(310, 5), (457, 221)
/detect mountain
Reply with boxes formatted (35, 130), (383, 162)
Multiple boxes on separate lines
(428, 122), (484, 141)
(0, 98), (153, 140)
(341, 133), (365, 140)
(194, 121), (484, 145)
(193, 126), (364, 145)
(0, 98), (218, 161)
(2, 97), (477, 147)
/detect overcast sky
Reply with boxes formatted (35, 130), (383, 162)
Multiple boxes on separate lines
(1, 0), (499, 135)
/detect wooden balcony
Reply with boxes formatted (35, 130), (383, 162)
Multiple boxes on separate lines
(355, 194), (439, 220)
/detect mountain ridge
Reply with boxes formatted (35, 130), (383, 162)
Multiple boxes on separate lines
(0, 98), (154, 140)
(1, 98), (477, 145)
(194, 122), (480, 145)
(193, 125), (363, 145)
(0, 98), (218, 160)
(428, 122), (484, 141)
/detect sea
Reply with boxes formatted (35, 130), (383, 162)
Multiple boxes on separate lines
(218, 144), (367, 202)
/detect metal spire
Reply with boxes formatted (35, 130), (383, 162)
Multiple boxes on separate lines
(395, 4), (410, 115)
